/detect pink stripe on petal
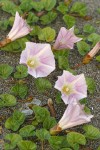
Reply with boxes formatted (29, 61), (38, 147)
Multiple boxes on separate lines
(7, 12), (31, 41)
(70, 36), (82, 43)
(20, 42), (55, 78)
(36, 64), (54, 78)
(53, 26), (82, 50)
(54, 71), (87, 104)
(58, 103), (93, 130)
(8, 12), (20, 35)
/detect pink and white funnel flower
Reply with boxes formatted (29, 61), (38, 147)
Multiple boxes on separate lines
(53, 26), (82, 50)
(20, 42), (55, 78)
(50, 102), (93, 135)
(7, 12), (31, 41)
(54, 71), (87, 104)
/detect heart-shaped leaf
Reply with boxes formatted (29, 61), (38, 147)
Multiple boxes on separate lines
(5, 110), (25, 131)
(36, 129), (50, 141)
(11, 83), (28, 99)
(83, 125), (100, 140)
(0, 64), (13, 79)
(14, 65), (28, 79)
(42, 0), (56, 11)
(19, 125), (35, 137)
(17, 140), (37, 150)
(32, 105), (50, 123)
(67, 132), (86, 149)
(38, 27), (56, 42)
(63, 15), (76, 28)
(40, 11), (57, 25)
(4, 134), (22, 150)
(0, 94), (16, 108)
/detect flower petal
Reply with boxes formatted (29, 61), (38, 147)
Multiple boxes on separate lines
(7, 12), (31, 41)
(58, 103), (93, 130)
(54, 71), (87, 104)
(53, 26), (82, 50)
(20, 42), (55, 78)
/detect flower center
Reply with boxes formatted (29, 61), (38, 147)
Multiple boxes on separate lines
(62, 85), (72, 95)
(27, 57), (39, 68)
(60, 39), (66, 45)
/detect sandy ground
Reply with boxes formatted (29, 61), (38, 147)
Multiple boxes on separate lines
(0, 0), (100, 149)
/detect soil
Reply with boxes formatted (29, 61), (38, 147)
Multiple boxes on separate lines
(0, 0), (100, 150)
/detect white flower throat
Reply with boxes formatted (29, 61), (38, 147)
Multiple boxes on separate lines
(62, 85), (73, 95)
(60, 38), (66, 45)
(27, 57), (39, 68)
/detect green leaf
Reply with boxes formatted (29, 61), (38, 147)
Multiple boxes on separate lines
(32, 120), (39, 126)
(20, 0), (33, 12)
(14, 65), (28, 79)
(0, 64), (13, 79)
(67, 68), (76, 75)
(96, 55), (100, 62)
(31, 1), (44, 12)
(40, 11), (57, 25)
(80, 98), (87, 105)
(77, 35), (86, 41)
(27, 12), (39, 24)
(57, 2), (69, 14)
(1, 38), (28, 52)
(74, 28), (80, 35)
(58, 56), (69, 70)
(67, 132), (86, 150)
(97, 8), (100, 14)
(96, 21), (100, 24)
(5, 110), (25, 131)
(97, 146), (100, 150)
(54, 50), (69, 70)
(42, 0), (56, 11)
(55, 92), (62, 104)
(19, 125), (35, 137)
(43, 117), (57, 130)
(0, 20), (9, 31)
(38, 27), (56, 42)
(0, 94), (16, 108)
(77, 41), (90, 56)
(54, 49), (69, 59)
(83, 24), (95, 34)
(36, 129), (50, 141)
(17, 140), (37, 150)
(9, 17), (15, 26)
(86, 77), (96, 94)
(84, 106), (91, 114)
(1, 1), (22, 16)
(83, 125), (100, 140)
(11, 83), (28, 99)
(87, 33), (100, 46)
(61, 148), (72, 150)
(70, 2), (87, 16)
(49, 136), (69, 150)
(4, 133), (22, 150)
(30, 26), (41, 36)
(32, 105), (50, 123)
(63, 15), (76, 28)
(35, 78), (52, 93)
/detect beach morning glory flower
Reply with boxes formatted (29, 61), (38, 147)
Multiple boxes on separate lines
(54, 70), (87, 104)
(83, 41), (100, 64)
(7, 12), (31, 41)
(20, 42), (55, 78)
(53, 26), (82, 50)
(50, 102), (93, 135)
